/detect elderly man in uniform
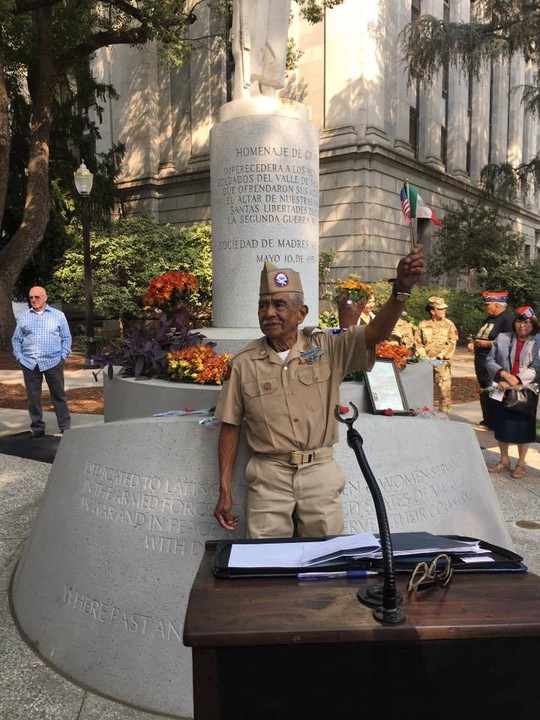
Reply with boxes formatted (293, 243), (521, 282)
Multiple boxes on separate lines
(414, 296), (458, 414)
(467, 290), (514, 430)
(213, 245), (425, 539)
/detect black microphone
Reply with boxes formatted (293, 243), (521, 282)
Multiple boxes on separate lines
(335, 403), (405, 624)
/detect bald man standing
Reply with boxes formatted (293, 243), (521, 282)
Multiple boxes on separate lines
(12, 286), (72, 437)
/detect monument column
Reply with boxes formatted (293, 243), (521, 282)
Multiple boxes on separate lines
(211, 99), (319, 328)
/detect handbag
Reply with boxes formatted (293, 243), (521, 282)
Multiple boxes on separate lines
(503, 384), (539, 417)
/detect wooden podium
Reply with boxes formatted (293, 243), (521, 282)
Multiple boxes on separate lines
(184, 551), (540, 720)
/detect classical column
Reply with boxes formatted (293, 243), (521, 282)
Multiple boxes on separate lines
(469, 61), (491, 185)
(507, 55), (525, 168)
(490, 59), (510, 164)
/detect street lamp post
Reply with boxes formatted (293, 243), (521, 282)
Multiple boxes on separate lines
(74, 161), (99, 369)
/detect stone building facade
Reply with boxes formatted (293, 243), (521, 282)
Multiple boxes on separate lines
(92, 0), (540, 283)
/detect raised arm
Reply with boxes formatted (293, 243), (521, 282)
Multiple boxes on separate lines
(364, 244), (426, 350)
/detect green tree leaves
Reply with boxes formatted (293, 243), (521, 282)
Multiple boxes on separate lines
(430, 199), (524, 276)
(49, 217), (212, 326)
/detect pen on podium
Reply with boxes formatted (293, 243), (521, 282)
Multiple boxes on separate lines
(297, 570), (380, 580)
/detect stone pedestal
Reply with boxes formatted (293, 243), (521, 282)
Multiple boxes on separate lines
(210, 98), (319, 327)
(12, 414), (511, 717)
(103, 361), (433, 423)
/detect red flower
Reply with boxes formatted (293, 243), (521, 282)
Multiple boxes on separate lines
(338, 405), (350, 415)
(383, 408), (394, 416)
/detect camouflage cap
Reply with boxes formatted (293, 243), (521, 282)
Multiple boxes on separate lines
(259, 261), (304, 295)
(427, 296), (448, 310)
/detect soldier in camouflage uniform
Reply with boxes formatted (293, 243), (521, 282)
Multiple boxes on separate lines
(414, 297), (459, 413)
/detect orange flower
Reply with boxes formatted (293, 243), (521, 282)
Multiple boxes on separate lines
(167, 346), (232, 385)
(333, 275), (374, 304)
(142, 271), (198, 312)
(376, 341), (411, 370)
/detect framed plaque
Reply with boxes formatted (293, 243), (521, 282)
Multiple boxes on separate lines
(364, 359), (409, 415)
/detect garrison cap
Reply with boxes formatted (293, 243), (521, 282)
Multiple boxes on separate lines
(482, 291), (508, 304)
(259, 261), (304, 295)
(516, 306), (536, 319)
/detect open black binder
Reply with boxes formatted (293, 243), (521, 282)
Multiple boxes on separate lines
(210, 533), (527, 578)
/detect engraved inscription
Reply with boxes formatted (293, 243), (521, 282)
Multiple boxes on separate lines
(214, 145), (319, 232)
(62, 586), (182, 642)
(343, 460), (468, 534)
(79, 461), (221, 552)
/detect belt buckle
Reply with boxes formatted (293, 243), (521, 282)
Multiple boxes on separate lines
(290, 450), (313, 465)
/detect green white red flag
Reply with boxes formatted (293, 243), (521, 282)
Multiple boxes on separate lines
(400, 182), (442, 226)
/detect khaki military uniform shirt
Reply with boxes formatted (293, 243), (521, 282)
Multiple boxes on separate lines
(215, 326), (374, 454)
(414, 318), (458, 359)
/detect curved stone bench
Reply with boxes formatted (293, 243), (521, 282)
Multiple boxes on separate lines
(12, 413), (510, 717)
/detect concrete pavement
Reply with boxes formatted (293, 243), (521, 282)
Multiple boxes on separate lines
(1, 349), (539, 719)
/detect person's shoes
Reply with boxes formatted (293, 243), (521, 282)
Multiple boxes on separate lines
(473, 423), (493, 431)
(60, 428), (70, 434)
(30, 432), (45, 439)
(512, 461), (527, 479)
(487, 460), (510, 473)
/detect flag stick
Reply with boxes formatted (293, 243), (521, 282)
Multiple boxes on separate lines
(404, 180), (416, 249)
(409, 221), (416, 249)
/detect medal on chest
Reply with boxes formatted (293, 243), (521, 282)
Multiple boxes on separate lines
(298, 346), (325, 366)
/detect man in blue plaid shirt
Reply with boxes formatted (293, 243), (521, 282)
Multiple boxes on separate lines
(12, 286), (72, 437)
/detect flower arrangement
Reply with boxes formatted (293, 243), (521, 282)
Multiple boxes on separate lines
(333, 275), (375, 304)
(376, 341), (412, 370)
(142, 271), (198, 313)
(167, 346), (232, 385)
(94, 271), (229, 386)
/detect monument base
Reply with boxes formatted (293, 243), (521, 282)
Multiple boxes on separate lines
(12, 414), (511, 717)
(103, 356), (433, 423)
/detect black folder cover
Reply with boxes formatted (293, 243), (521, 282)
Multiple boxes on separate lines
(210, 533), (527, 578)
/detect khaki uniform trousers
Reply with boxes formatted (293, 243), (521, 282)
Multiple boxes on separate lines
(245, 453), (345, 539)
(434, 360), (452, 413)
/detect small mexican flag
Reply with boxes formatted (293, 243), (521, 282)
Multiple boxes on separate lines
(400, 182), (442, 226)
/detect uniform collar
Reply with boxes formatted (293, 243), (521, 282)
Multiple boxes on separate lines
(252, 333), (306, 363)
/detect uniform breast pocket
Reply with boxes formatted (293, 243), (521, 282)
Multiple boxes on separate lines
(297, 363), (331, 386)
(242, 378), (281, 427)
(243, 378), (278, 400)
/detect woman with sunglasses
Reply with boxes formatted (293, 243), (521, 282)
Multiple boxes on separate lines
(485, 307), (540, 478)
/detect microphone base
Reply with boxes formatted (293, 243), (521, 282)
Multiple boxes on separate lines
(357, 585), (406, 624)
(357, 584), (404, 607)
(373, 606), (407, 624)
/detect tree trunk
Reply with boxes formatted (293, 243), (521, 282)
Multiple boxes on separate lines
(0, 9), (56, 349)
(0, 28), (10, 231)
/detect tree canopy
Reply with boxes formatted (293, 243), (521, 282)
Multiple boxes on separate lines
(401, 0), (540, 196)
(49, 217), (212, 328)
(0, 0), (343, 349)
(430, 199), (524, 277)
(0, 0), (205, 348)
